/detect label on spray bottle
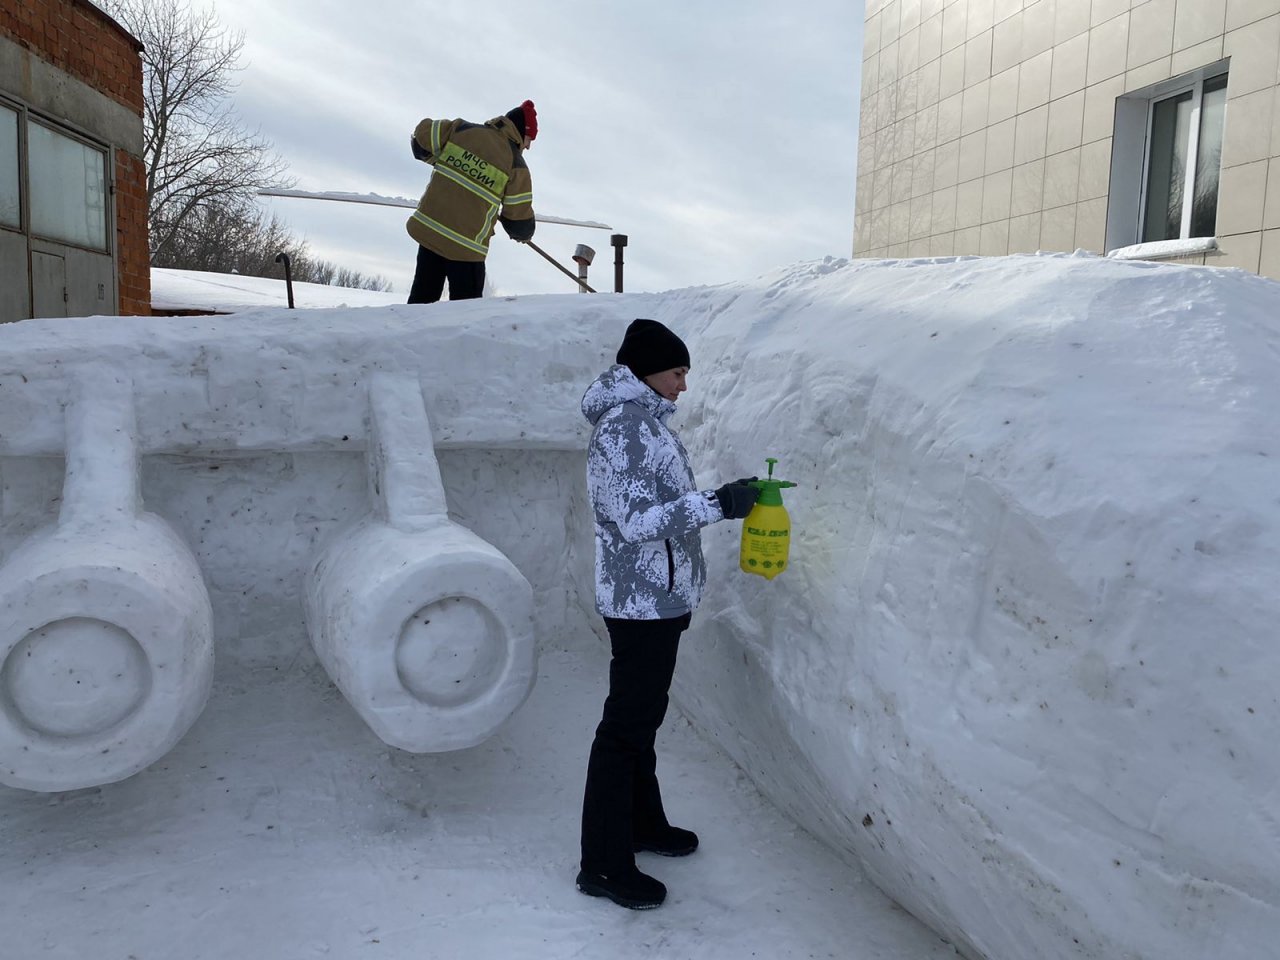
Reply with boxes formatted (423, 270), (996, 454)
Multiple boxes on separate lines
(739, 458), (797, 579)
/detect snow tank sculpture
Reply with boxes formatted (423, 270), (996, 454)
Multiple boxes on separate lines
(0, 302), (609, 791)
(8, 257), (1275, 960)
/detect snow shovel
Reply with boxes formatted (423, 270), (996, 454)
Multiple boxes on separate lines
(524, 240), (596, 293)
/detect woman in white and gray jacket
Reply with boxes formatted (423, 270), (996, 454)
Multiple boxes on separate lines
(576, 318), (758, 911)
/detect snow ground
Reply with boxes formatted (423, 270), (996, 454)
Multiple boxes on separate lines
(0, 633), (955, 960)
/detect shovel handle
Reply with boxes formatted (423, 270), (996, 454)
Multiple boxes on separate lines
(525, 240), (596, 293)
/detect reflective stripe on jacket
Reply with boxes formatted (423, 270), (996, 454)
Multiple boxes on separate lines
(406, 115), (535, 262)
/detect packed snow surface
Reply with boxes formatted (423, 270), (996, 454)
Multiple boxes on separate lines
(1, 252), (1277, 959)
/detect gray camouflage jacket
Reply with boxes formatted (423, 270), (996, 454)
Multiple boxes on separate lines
(582, 364), (724, 619)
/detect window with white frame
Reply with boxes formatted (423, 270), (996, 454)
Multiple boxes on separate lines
(1140, 72), (1227, 243)
(1105, 63), (1229, 255)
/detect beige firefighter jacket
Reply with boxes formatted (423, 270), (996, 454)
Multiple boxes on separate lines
(405, 115), (535, 262)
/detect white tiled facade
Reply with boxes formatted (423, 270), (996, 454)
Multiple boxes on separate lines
(854, 0), (1280, 278)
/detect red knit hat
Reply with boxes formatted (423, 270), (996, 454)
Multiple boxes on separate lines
(506, 100), (537, 141)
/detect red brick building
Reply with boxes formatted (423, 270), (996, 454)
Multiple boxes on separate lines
(1, 0), (149, 320)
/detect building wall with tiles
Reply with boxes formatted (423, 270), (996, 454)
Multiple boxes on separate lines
(854, 0), (1280, 279)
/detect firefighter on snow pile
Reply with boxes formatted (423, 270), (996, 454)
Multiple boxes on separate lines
(405, 100), (537, 303)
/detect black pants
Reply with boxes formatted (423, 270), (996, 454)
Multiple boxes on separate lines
(580, 613), (691, 874)
(407, 244), (485, 303)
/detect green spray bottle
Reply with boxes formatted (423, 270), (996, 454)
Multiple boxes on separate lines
(739, 458), (798, 580)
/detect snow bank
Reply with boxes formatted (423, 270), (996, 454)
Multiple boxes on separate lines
(1, 253), (1277, 958)
(651, 254), (1280, 960)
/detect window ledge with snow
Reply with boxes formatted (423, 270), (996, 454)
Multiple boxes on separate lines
(1106, 237), (1219, 261)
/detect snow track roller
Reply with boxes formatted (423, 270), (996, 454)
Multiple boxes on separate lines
(0, 371), (214, 792)
(303, 374), (536, 752)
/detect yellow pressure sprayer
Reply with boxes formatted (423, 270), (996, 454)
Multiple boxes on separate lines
(739, 458), (798, 580)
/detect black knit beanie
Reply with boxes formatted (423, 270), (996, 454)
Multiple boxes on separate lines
(615, 319), (690, 380)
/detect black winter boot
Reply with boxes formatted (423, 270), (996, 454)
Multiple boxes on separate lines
(576, 866), (667, 909)
(634, 825), (699, 857)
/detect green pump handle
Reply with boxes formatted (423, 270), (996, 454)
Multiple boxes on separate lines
(748, 457), (797, 507)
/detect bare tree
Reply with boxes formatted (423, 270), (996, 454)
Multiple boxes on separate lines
(104, 0), (291, 262)
(102, 0), (391, 291)
(154, 200), (392, 291)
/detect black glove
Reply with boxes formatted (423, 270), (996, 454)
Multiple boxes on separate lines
(714, 481), (760, 520)
(500, 215), (535, 243)
(411, 136), (431, 162)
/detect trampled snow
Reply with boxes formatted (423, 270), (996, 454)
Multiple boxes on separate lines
(0, 252), (1276, 959)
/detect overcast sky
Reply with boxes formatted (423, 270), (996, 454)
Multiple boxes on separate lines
(200, 1), (864, 298)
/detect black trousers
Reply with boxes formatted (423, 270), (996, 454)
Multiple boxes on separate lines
(580, 613), (691, 874)
(407, 244), (485, 303)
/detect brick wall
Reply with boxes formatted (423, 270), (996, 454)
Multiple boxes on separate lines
(0, 0), (144, 115)
(1, 0), (151, 314)
(114, 151), (149, 315)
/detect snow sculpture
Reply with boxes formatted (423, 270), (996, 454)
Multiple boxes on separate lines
(3, 257), (1277, 956)
(0, 304), (590, 789)
(304, 373), (536, 752)
(0, 371), (214, 791)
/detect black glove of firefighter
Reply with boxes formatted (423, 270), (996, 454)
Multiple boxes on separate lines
(714, 481), (760, 520)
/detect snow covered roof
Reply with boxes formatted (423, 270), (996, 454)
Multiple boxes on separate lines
(150, 267), (403, 315)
